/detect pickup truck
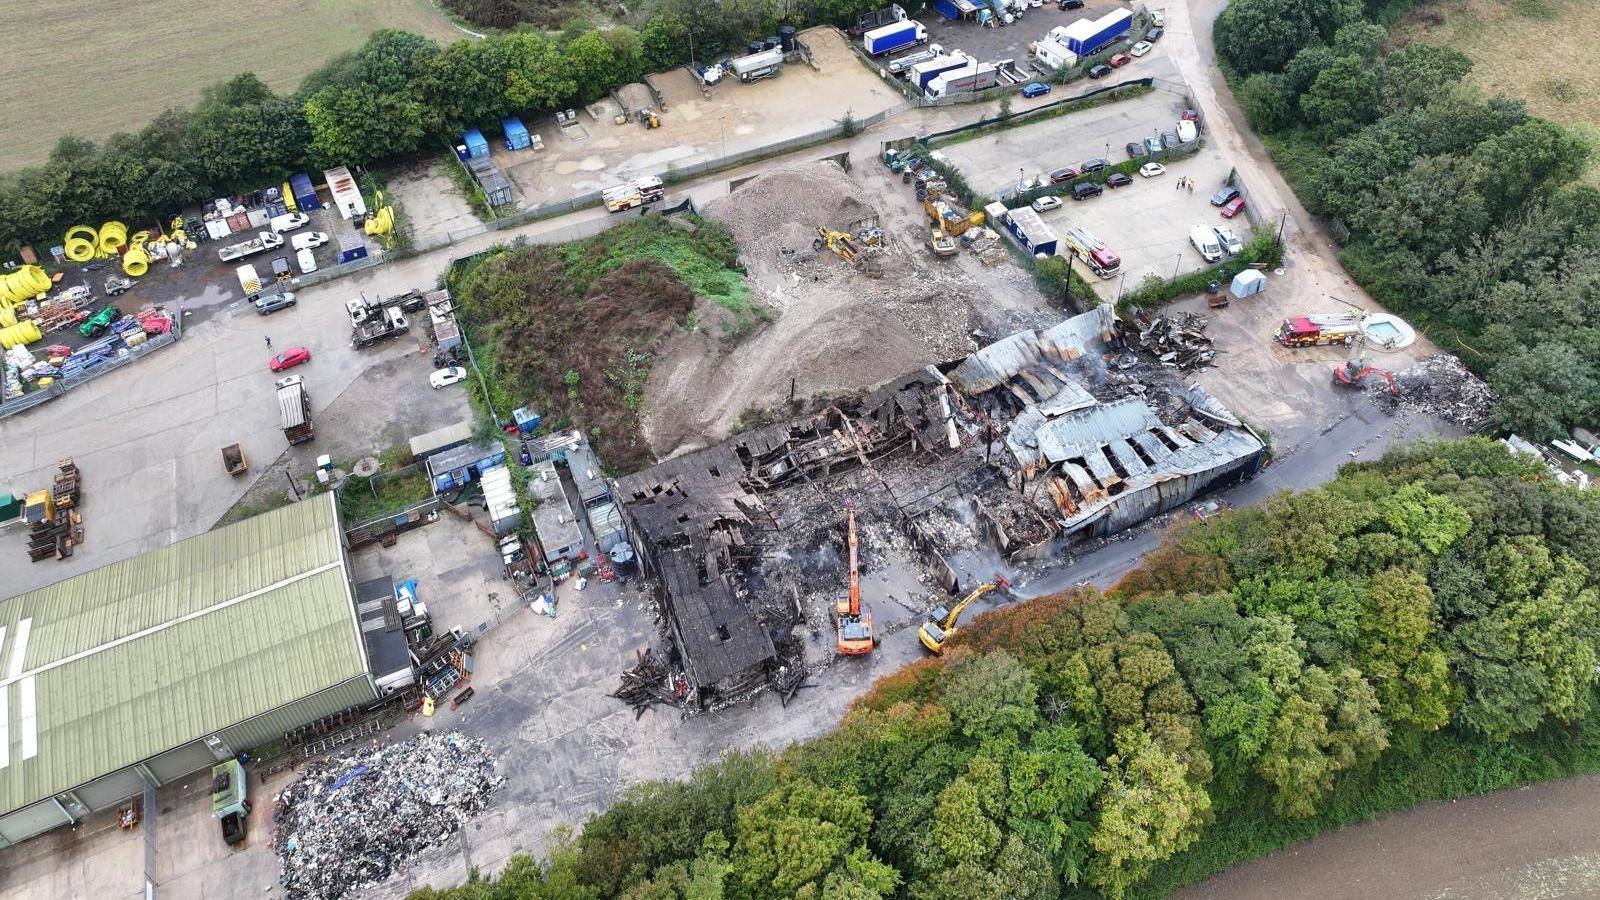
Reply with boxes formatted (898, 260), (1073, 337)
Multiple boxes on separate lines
(218, 231), (284, 262)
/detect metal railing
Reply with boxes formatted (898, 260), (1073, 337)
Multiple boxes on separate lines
(0, 311), (184, 420)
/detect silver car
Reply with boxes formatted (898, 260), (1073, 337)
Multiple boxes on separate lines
(253, 291), (297, 315)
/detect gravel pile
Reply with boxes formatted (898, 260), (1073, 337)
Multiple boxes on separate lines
(273, 731), (502, 900)
(706, 160), (877, 257)
(1372, 354), (1497, 427)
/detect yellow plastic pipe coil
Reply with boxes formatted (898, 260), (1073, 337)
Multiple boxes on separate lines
(364, 206), (395, 236)
(0, 265), (51, 307)
(123, 230), (150, 277)
(98, 221), (127, 256)
(0, 320), (42, 350)
(64, 225), (98, 262)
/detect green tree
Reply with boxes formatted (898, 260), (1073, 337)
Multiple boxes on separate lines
(1380, 43), (1473, 112)
(304, 84), (426, 167)
(1238, 73), (1296, 132)
(1469, 119), (1593, 220)
(1300, 55), (1381, 139)
(1489, 343), (1600, 440)
(939, 650), (1039, 745)
(731, 779), (896, 900)
(1089, 728), (1212, 898)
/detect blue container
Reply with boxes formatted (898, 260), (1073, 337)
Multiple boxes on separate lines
(289, 173), (321, 211)
(513, 406), (543, 434)
(502, 117), (531, 151)
(463, 129), (490, 159)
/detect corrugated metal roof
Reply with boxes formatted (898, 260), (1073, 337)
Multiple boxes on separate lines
(1035, 398), (1162, 464)
(0, 494), (366, 815)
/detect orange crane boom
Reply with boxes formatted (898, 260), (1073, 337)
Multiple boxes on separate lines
(835, 499), (876, 655)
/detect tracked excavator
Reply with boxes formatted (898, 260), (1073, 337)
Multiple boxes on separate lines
(1333, 358), (1398, 394)
(835, 499), (878, 655)
(814, 226), (881, 276)
(919, 578), (1009, 654)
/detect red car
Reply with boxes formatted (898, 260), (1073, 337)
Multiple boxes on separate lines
(1220, 196), (1247, 219)
(1109, 53), (1132, 67)
(268, 347), (311, 372)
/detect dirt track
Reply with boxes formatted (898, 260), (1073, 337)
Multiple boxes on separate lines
(1177, 776), (1600, 900)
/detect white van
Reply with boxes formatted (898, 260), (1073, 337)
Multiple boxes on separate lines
(291, 231), (329, 251)
(1190, 225), (1223, 262)
(297, 248), (318, 274)
(269, 212), (310, 234)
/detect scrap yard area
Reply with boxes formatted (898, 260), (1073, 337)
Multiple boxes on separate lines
(0, 6), (1519, 897)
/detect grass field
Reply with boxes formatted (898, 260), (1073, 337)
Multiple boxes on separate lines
(1393, 0), (1598, 131)
(0, 0), (469, 172)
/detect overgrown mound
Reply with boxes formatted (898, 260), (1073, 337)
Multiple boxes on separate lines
(453, 217), (735, 471)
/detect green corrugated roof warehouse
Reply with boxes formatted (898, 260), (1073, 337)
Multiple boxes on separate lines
(0, 494), (376, 846)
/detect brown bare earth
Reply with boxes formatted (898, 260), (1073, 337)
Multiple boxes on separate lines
(1178, 775), (1600, 900)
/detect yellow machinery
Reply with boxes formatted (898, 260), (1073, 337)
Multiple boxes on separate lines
(919, 579), (1008, 654)
(814, 226), (862, 264)
(21, 489), (53, 526)
(637, 107), (660, 128)
(927, 227), (958, 258)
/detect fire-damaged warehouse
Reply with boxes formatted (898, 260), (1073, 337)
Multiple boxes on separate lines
(615, 306), (1265, 703)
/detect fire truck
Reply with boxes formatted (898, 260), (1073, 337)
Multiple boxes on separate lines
(601, 176), (666, 213)
(1276, 314), (1360, 347)
(1061, 226), (1122, 278)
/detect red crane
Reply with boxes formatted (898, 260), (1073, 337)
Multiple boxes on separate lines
(834, 499), (877, 655)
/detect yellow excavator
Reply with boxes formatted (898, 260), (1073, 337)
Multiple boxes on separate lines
(919, 578), (1009, 654)
(814, 226), (865, 264)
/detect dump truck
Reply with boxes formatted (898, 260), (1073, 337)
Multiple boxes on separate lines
(1061, 226), (1122, 278)
(217, 231), (283, 262)
(1276, 314), (1360, 347)
(275, 375), (314, 445)
(351, 305), (410, 349)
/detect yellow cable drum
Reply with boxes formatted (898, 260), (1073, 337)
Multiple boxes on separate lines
(64, 226), (98, 262)
(0, 320), (42, 349)
(98, 221), (127, 255)
(123, 230), (150, 276)
(0, 265), (51, 307)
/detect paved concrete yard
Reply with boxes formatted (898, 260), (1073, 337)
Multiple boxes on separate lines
(915, 0), (1128, 75)
(387, 156), (483, 251)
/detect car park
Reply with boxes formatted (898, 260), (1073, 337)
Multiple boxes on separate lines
(1221, 196), (1247, 218)
(1146, 26), (1164, 41)
(1125, 141), (1145, 159)
(1031, 195), (1063, 212)
(430, 366), (469, 389)
(1139, 162), (1166, 178)
(1079, 158), (1108, 173)
(1071, 182), (1103, 200)
(1105, 172), (1133, 188)
(1088, 64), (1112, 79)
(1109, 53), (1132, 67)
(1129, 41), (1152, 57)
(291, 231), (329, 251)
(1213, 225), (1244, 255)
(1145, 136), (1162, 155)
(1049, 166), (1081, 184)
(254, 291), (298, 315)
(297, 248), (318, 274)
(1211, 186), (1240, 206)
(1021, 81), (1051, 99)
(268, 346), (311, 372)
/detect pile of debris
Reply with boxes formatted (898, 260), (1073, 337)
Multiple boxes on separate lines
(1117, 311), (1216, 372)
(272, 732), (502, 899)
(1373, 354), (1497, 427)
(612, 648), (687, 717)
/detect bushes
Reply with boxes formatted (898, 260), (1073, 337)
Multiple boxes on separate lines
(1121, 232), (1284, 309)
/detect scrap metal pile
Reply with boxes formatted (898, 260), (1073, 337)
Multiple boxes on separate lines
(1117, 311), (1216, 372)
(1371, 354), (1497, 427)
(272, 732), (502, 900)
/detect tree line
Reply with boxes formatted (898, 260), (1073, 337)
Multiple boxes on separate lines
(0, 0), (898, 257)
(405, 439), (1600, 899)
(1216, 0), (1599, 440)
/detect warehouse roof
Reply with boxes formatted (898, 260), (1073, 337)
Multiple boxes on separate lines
(0, 494), (367, 816)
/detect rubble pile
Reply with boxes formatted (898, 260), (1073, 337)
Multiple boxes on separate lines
(612, 648), (687, 717)
(706, 161), (876, 259)
(1373, 354), (1497, 427)
(1118, 311), (1216, 372)
(272, 732), (502, 899)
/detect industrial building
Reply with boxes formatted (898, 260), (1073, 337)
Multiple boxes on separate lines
(0, 495), (377, 847)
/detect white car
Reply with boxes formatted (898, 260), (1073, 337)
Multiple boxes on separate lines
(430, 366), (468, 389)
(1139, 162), (1166, 178)
(1150, 9), (1165, 26)
(296, 248), (318, 274)
(1130, 41), (1153, 57)
(291, 231), (329, 251)
(1031, 195), (1063, 212)
(269, 212), (310, 234)
(1213, 225), (1244, 255)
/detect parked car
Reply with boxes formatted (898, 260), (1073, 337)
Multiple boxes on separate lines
(1146, 26), (1165, 41)
(1088, 64), (1112, 79)
(1145, 136), (1162, 154)
(1150, 9), (1165, 26)
(1125, 141), (1145, 159)
(1105, 172), (1133, 188)
(79, 305), (118, 339)
(1211, 186), (1241, 206)
(1129, 41), (1153, 57)
(254, 291), (298, 315)
(1071, 182), (1103, 200)
(1190, 225), (1223, 263)
(430, 366), (468, 389)
(1049, 166), (1081, 184)
(104, 274), (133, 296)
(1139, 162), (1167, 178)
(1031, 195), (1063, 212)
(291, 231), (329, 251)
(296, 248), (318, 274)
(1079, 158), (1108, 173)
(1213, 225), (1245, 255)
(1109, 53), (1132, 67)
(269, 212), (310, 234)
(1058, 0), (1083, 8)
(1160, 130), (1180, 149)
(1221, 196), (1247, 218)
(268, 346), (311, 372)
(1021, 81), (1051, 99)
(1182, 108), (1199, 122)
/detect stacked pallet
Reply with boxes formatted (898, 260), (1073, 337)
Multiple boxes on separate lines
(27, 458), (83, 563)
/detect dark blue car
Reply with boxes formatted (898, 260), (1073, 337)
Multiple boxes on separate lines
(1021, 81), (1051, 99)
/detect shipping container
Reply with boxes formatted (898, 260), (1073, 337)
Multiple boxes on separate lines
(502, 118), (532, 150)
(928, 62), (998, 98)
(288, 173), (321, 211)
(864, 20), (927, 56)
(463, 129), (490, 159)
(1063, 9), (1132, 55)
(910, 53), (968, 90)
(1034, 37), (1078, 70)
(730, 48), (784, 81)
(1001, 206), (1059, 256)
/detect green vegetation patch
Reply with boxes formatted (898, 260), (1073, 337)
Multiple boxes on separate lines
(338, 466), (434, 524)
